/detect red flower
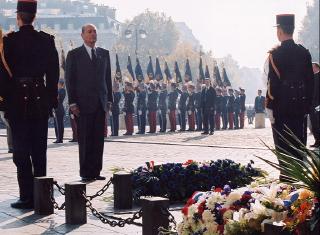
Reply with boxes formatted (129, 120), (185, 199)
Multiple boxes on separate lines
(182, 205), (189, 216)
(217, 224), (224, 234)
(183, 160), (194, 165)
(220, 208), (227, 215)
(198, 201), (206, 215)
(241, 194), (252, 202)
(214, 188), (223, 193)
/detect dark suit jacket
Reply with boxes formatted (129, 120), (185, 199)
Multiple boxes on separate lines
(201, 86), (216, 111)
(65, 45), (113, 114)
(254, 96), (265, 113)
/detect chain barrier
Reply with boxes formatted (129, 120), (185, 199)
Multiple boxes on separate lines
(160, 207), (177, 231)
(86, 177), (113, 201)
(82, 191), (143, 227)
(50, 181), (66, 210)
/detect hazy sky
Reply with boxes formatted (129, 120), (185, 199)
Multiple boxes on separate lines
(93, 0), (312, 69)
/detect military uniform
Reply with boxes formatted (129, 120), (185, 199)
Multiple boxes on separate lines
(227, 92), (235, 129)
(168, 85), (179, 132)
(110, 91), (121, 136)
(158, 87), (168, 132)
(239, 90), (246, 128)
(221, 93), (228, 129)
(267, 14), (314, 164)
(0, 0), (59, 208)
(147, 87), (158, 133)
(136, 86), (147, 134)
(234, 93), (241, 129)
(178, 89), (188, 131)
(215, 92), (223, 130)
(194, 91), (203, 131)
(201, 84), (216, 134)
(123, 89), (135, 135)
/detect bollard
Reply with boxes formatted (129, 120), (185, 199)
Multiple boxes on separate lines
(141, 196), (170, 235)
(113, 171), (132, 209)
(34, 177), (54, 215)
(65, 182), (87, 225)
(263, 223), (291, 235)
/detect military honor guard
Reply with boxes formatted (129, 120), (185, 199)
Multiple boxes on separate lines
(227, 89), (235, 130)
(123, 79), (135, 135)
(266, 14), (314, 178)
(233, 90), (241, 129)
(178, 84), (188, 131)
(158, 83), (168, 132)
(239, 88), (246, 129)
(136, 82), (147, 134)
(53, 79), (66, 143)
(221, 88), (229, 130)
(147, 81), (158, 133)
(194, 82), (203, 131)
(110, 81), (121, 136)
(168, 82), (179, 132)
(187, 82), (196, 131)
(0, 0), (59, 208)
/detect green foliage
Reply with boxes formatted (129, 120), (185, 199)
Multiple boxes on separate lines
(298, 0), (320, 61)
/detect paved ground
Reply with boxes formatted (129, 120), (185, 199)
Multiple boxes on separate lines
(0, 120), (315, 234)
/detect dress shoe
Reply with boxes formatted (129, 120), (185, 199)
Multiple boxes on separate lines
(95, 175), (106, 180)
(69, 139), (77, 143)
(81, 177), (95, 182)
(169, 130), (175, 132)
(53, 140), (63, 144)
(209, 131), (214, 135)
(201, 132), (209, 135)
(11, 199), (34, 209)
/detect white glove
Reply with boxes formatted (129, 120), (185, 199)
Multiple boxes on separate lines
(138, 110), (142, 115)
(266, 108), (275, 124)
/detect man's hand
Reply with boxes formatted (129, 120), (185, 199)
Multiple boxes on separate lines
(70, 105), (80, 117)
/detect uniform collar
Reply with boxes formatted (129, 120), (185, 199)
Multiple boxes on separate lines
(281, 39), (294, 46)
(19, 25), (34, 31)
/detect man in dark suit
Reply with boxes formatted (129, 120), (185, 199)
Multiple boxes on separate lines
(254, 90), (265, 113)
(267, 14), (314, 172)
(239, 88), (246, 129)
(227, 89), (235, 130)
(110, 81), (121, 136)
(53, 79), (66, 143)
(136, 82), (147, 134)
(201, 78), (216, 135)
(234, 90), (241, 129)
(65, 24), (113, 182)
(0, 0), (59, 209)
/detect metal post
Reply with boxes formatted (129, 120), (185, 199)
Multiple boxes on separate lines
(34, 177), (54, 215)
(113, 172), (132, 209)
(141, 196), (170, 235)
(65, 182), (86, 225)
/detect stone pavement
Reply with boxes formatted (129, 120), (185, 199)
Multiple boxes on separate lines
(0, 121), (315, 234)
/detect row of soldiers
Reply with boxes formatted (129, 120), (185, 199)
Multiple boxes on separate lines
(110, 78), (246, 136)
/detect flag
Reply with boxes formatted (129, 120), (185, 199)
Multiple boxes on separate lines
(185, 58), (192, 82)
(155, 57), (163, 81)
(222, 67), (231, 87)
(214, 65), (223, 87)
(164, 61), (172, 81)
(205, 65), (210, 78)
(115, 53), (122, 82)
(127, 55), (135, 81)
(146, 56), (154, 80)
(135, 57), (144, 82)
(174, 61), (182, 83)
(199, 57), (205, 81)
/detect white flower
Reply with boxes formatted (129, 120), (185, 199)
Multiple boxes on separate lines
(188, 204), (198, 217)
(226, 192), (242, 205)
(223, 209), (234, 220)
(206, 192), (224, 209)
(202, 210), (215, 223)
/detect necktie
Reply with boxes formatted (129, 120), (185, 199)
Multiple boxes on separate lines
(91, 48), (97, 64)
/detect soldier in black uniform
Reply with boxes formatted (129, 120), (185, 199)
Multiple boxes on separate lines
(158, 83), (168, 132)
(168, 82), (179, 132)
(194, 82), (203, 131)
(201, 78), (216, 135)
(178, 84), (188, 131)
(110, 81), (121, 136)
(147, 81), (158, 133)
(53, 79), (66, 143)
(227, 89), (235, 129)
(123, 80), (135, 135)
(136, 82), (147, 134)
(187, 82), (196, 131)
(266, 14), (314, 171)
(0, 0), (59, 209)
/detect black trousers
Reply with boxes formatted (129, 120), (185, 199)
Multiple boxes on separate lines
(203, 109), (215, 133)
(158, 109), (167, 132)
(272, 115), (305, 160)
(222, 111), (228, 129)
(195, 108), (202, 131)
(178, 109), (186, 131)
(234, 111), (240, 128)
(54, 113), (64, 141)
(110, 114), (119, 136)
(137, 110), (146, 133)
(76, 108), (105, 178)
(9, 117), (48, 200)
(310, 110), (319, 143)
